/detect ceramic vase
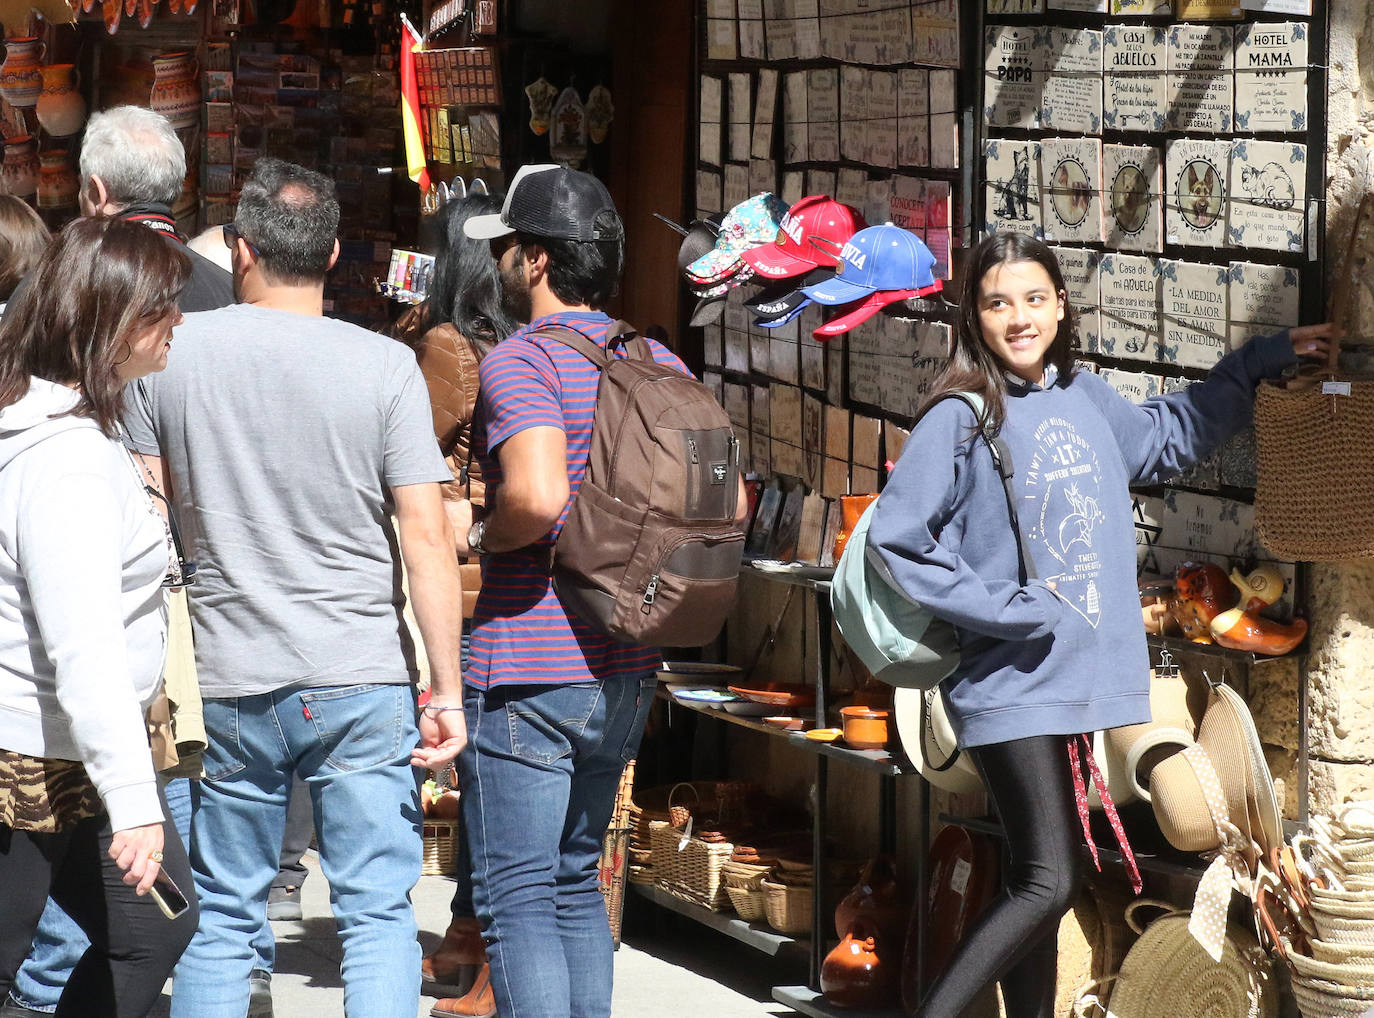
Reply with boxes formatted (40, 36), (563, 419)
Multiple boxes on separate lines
(36, 150), (77, 209)
(821, 917), (899, 1010)
(0, 38), (46, 109)
(149, 51), (200, 130)
(3, 135), (39, 198)
(36, 64), (85, 137)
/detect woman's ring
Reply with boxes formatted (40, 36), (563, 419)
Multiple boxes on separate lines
(149, 850), (164, 863)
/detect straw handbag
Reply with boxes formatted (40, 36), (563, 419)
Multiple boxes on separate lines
(1074, 900), (1277, 1018)
(1253, 194), (1374, 561)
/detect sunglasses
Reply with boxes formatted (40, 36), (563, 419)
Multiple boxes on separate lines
(148, 867), (191, 920)
(222, 223), (259, 257)
(144, 485), (197, 588)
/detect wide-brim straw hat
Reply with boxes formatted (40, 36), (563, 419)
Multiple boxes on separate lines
(1149, 683), (1282, 864)
(891, 686), (982, 795)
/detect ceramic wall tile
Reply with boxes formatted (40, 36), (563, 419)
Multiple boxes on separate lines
(1160, 490), (1259, 560)
(1228, 261), (1300, 349)
(1040, 137), (1103, 245)
(782, 71), (808, 165)
(1042, 27), (1104, 135)
(1166, 138), (1231, 249)
(1111, 0), (1169, 11)
(703, 370), (723, 405)
(807, 168), (837, 200)
(703, 322), (724, 369)
(1104, 25), (1168, 133)
(1174, 0), (1242, 18)
(988, 0), (1043, 10)
(1227, 140), (1306, 253)
(1051, 0), (1106, 10)
(770, 382), (802, 440)
(1159, 259), (1230, 369)
(1166, 24), (1234, 132)
(1103, 144), (1164, 253)
(724, 382), (750, 434)
(697, 169), (723, 217)
(724, 162), (750, 208)
(898, 68), (930, 167)
(770, 336), (800, 385)
(1053, 246), (1102, 354)
(984, 138), (1041, 237)
(926, 180), (953, 278)
(824, 405), (849, 461)
(930, 70), (959, 169)
(1099, 366), (1164, 403)
(984, 25), (1044, 129)
(1234, 21), (1307, 132)
(807, 68), (839, 162)
(1099, 253), (1162, 361)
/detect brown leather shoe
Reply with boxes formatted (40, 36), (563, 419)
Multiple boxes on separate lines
(422, 918), (486, 992)
(430, 963), (495, 1018)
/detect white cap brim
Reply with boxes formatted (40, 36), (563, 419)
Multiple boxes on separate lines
(463, 213), (515, 240)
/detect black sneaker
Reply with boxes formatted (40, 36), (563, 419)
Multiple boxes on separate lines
(266, 883), (302, 921)
(248, 969), (273, 1018)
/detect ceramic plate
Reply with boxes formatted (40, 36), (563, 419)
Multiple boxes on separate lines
(659, 661), (745, 676)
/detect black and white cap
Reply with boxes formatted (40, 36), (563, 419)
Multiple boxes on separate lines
(464, 164), (624, 242)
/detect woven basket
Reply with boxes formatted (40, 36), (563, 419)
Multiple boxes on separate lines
(1310, 912), (1374, 948)
(1309, 939), (1374, 965)
(721, 859), (773, 891)
(1102, 903), (1277, 1018)
(648, 820), (733, 911)
(421, 819), (459, 876)
(761, 877), (813, 935)
(726, 885), (766, 922)
(1291, 976), (1374, 1018)
(1287, 949), (1374, 986)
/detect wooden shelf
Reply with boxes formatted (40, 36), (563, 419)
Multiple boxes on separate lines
(660, 690), (915, 776)
(628, 882), (808, 959)
(741, 560), (835, 591)
(1147, 633), (1304, 667)
(772, 985), (904, 1018)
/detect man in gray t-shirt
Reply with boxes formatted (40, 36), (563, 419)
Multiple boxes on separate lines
(123, 159), (465, 1018)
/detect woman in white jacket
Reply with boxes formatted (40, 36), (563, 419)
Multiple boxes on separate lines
(0, 216), (194, 1016)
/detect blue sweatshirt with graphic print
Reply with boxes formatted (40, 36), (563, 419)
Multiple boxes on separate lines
(867, 332), (1296, 749)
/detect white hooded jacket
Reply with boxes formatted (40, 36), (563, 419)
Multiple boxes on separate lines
(0, 378), (167, 831)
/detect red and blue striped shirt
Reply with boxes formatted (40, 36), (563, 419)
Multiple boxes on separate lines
(468, 311), (690, 689)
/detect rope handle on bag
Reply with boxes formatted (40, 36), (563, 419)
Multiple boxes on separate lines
(1123, 897), (1182, 936)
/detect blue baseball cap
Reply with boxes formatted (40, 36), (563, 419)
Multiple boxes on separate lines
(801, 223), (941, 306)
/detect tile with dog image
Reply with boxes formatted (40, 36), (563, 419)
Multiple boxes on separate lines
(1103, 144), (1163, 253)
(1166, 24), (1233, 133)
(1166, 138), (1232, 249)
(1104, 25), (1167, 133)
(1040, 137), (1103, 245)
(984, 138), (1042, 238)
(1227, 140), (1305, 253)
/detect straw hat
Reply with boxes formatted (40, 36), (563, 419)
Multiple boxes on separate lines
(891, 686), (982, 795)
(1149, 683), (1282, 865)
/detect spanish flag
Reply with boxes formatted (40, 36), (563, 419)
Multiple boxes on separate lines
(400, 14), (430, 193)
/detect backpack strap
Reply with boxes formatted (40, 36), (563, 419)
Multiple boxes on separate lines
(920, 391), (1039, 585)
(534, 321), (656, 369)
(606, 320), (655, 361)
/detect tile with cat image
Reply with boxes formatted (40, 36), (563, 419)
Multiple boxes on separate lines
(1052, 246), (1102, 355)
(1040, 137), (1103, 245)
(1159, 259), (1231, 369)
(984, 25), (1044, 129)
(1042, 27), (1103, 136)
(1166, 24), (1234, 133)
(1104, 25), (1167, 133)
(1102, 144), (1163, 253)
(984, 138), (1042, 238)
(1166, 138), (1232, 249)
(1234, 22), (1307, 133)
(1099, 252), (1162, 362)
(1227, 140), (1305, 253)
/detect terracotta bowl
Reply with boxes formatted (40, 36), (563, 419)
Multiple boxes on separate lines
(841, 705), (890, 751)
(763, 715), (805, 731)
(729, 683), (817, 709)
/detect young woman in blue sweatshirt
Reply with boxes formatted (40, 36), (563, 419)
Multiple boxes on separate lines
(868, 233), (1337, 1018)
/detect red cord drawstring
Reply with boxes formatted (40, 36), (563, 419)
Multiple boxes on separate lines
(1067, 734), (1143, 895)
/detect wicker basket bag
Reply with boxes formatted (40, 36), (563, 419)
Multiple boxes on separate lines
(648, 819), (734, 911)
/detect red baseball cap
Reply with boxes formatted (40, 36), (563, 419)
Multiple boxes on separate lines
(813, 289), (923, 339)
(740, 195), (867, 280)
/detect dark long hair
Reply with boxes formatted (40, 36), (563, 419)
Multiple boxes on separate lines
(0, 196), (50, 302)
(924, 232), (1078, 434)
(423, 193), (517, 352)
(0, 217), (190, 436)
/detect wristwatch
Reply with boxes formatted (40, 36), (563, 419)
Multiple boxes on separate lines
(467, 518), (488, 556)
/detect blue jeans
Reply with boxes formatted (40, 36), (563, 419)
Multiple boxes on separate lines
(7, 778), (197, 1013)
(458, 673), (655, 1018)
(170, 684), (422, 1018)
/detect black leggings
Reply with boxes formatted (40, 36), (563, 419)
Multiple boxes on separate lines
(916, 735), (1083, 1018)
(0, 791), (197, 1018)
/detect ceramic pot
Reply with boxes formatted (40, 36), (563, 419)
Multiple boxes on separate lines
(36, 64), (85, 137)
(833, 856), (906, 943)
(840, 706), (890, 752)
(36, 150), (77, 209)
(3, 135), (39, 198)
(832, 493), (879, 562)
(821, 917), (898, 1010)
(0, 38), (46, 109)
(149, 51), (200, 130)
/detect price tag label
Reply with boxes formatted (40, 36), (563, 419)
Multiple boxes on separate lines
(951, 858), (972, 896)
(1322, 381), (1353, 397)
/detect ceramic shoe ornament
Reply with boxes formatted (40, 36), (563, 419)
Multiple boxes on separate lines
(586, 84), (613, 144)
(802, 223), (943, 339)
(549, 86), (587, 167)
(525, 76), (557, 135)
(741, 195), (867, 281)
(684, 192), (790, 286)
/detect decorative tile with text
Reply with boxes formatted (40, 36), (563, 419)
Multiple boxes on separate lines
(1099, 253), (1162, 361)
(1234, 21), (1307, 133)
(1228, 261), (1300, 350)
(1159, 259), (1231, 369)
(1042, 27), (1103, 135)
(984, 25), (1043, 129)
(1166, 24), (1234, 132)
(1053, 246), (1102, 354)
(1104, 25), (1168, 132)
(984, 139), (1042, 237)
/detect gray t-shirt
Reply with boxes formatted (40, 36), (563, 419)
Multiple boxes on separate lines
(123, 303), (450, 698)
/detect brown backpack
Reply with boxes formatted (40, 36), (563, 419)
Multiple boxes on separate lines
(542, 322), (744, 648)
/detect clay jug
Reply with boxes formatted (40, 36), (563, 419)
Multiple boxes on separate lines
(821, 917), (898, 1010)
(3, 135), (39, 198)
(36, 150), (77, 209)
(149, 51), (200, 129)
(0, 38), (46, 109)
(833, 856), (906, 944)
(36, 64), (85, 137)
(832, 493), (878, 562)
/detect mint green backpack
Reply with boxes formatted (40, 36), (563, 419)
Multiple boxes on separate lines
(829, 392), (1037, 689)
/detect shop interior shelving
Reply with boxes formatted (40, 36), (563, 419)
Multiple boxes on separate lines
(627, 882), (808, 960)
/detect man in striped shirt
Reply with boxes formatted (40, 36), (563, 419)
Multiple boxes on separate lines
(438, 166), (683, 1018)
